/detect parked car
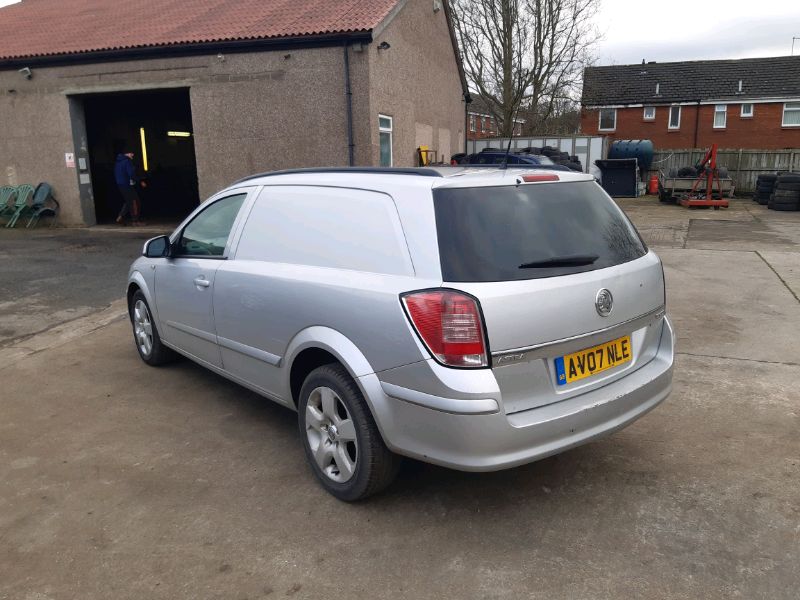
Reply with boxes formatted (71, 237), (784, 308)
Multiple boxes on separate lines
(457, 151), (573, 171)
(127, 166), (674, 501)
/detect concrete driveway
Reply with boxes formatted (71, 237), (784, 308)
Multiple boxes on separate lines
(1, 201), (799, 599)
(0, 226), (168, 347)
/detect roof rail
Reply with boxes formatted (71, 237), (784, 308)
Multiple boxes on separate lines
(233, 167), (443, 185)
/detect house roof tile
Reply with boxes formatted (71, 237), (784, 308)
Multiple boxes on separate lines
(582, 56), (800, 106)
(0, 0), (400, 61)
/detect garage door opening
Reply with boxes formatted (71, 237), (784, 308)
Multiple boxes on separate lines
(83, 88), (199, 224)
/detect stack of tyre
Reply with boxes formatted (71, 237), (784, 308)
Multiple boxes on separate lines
(753, 174), (777, 205)
(769, 173), (800, 211)
(539, 146), (583, 172)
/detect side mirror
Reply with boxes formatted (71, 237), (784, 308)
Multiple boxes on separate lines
(143, 235), (171, 258)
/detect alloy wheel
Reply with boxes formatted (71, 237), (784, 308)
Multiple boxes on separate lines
(305, 386), (358, 483)
(133, 299), (154, 357)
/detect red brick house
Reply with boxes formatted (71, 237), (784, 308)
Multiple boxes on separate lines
(580, 56), (800, 149)
(467, 96), (523, 140)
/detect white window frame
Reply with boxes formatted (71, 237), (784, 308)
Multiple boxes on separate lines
(598, 108), (616, 131)
(740, 103), (753, 118)
(668, 105), (681, 130)
(643, 106), (656, 120)
(378, 114), (393, 166)
(469, 114), (476, 132)
(782, 102), (800, 127)
(713, 104), (727, 129)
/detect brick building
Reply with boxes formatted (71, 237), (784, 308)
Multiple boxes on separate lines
(580, 56), (800, 150)
(0, 0), (467, 225)
(467, 96), (523, 141)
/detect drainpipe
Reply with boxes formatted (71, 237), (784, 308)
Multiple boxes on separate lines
(343, 44), (355, 166)
(463, 91), (472, 154)
(693, 99), (701, 149)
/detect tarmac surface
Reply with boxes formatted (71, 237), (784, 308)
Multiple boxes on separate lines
(1, 198), (799, 599)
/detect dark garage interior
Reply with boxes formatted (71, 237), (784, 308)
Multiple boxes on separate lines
(83, 88), (199, 223)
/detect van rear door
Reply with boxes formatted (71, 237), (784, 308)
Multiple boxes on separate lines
(432, 180), (666, 413)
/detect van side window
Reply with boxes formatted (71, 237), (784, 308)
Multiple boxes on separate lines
(175, 193), (246, 257)
(235, 187), (413, 276)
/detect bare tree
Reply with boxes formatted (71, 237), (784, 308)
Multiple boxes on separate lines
(451, 0), (599, 136)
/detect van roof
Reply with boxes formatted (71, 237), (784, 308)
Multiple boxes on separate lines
(233, 166), (593, 190)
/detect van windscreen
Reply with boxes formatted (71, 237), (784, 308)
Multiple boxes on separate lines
(433, 181), (647, 282)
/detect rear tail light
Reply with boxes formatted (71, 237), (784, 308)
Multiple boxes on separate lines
(401, 290), (489, 368)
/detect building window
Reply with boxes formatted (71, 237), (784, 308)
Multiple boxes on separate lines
(379, 114), (393, 166)
(782, 102), (800, 127)
(643, 106), (656, 120)
(598, 108), (616, 131)
(713, 104), (727, 129)
(469, 114), (476, 132)
(740, 103), (753, 118)
(668, 106), (681, 130)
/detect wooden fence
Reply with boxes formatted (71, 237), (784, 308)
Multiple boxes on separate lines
(649, 149), (800, 192)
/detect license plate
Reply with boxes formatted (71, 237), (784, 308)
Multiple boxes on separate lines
(555, 335), (632, 386)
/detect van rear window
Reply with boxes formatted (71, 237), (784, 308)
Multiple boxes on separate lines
(433, 181), (647, 282)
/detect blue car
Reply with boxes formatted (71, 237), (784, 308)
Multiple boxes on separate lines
(462, 152), (572, 171)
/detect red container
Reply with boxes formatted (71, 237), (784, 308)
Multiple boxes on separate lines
(648, 174), (659, 195)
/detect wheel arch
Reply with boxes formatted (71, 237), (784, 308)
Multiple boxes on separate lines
(283, 326), (375, 409)
(127, 270), (158, 322)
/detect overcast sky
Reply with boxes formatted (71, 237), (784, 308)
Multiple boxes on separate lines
(2, 0), (799, 65)
(595, 0), (800, 64)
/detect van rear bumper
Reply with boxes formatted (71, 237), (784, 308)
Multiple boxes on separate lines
(362, 317), (673, 472)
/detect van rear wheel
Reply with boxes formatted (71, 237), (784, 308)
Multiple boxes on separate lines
(298, 364), (400, 501)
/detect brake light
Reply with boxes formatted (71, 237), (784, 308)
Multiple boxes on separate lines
(522, 174), (560, 182)
(401, 290), (489, 368)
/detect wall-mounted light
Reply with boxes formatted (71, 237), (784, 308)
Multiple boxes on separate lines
(167, 131), (192, 138)
(18, 67), (32, 80)
(139, 127), (149, 171)
(377, 41), (391, 51)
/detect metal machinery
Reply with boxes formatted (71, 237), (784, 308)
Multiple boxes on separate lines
(678, 143), (729, 209)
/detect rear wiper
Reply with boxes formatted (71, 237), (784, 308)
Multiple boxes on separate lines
(518, 254), (599, 269)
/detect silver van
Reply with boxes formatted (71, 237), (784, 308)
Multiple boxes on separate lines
(127, 167), (674, 501)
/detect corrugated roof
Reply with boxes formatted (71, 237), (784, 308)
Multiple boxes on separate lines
(582, 56), (800, 106)
(0, 0), (400, 61)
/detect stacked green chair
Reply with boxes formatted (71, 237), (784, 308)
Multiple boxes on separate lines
(5, 184), (35, 228)
(0, 186), (20, 222)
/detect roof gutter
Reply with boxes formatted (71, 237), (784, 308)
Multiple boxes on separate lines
(0, 31), (373, 70)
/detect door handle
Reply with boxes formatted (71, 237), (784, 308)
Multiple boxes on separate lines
(193, 276), (211, 288)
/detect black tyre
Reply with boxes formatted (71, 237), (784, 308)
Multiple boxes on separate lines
(678, 166), (697, 178)
(717, 167), (729, 178)
(758, 173), (778, 182)
(667, 168), (678, 178)
(777, 174), (800, 184)
(776, 182), (800, 192)
(298, 364), (400, 501)
(129, 290), (177, 366)
(564, 161), (583, 171)
(772, 202), (800, 211)
(774, 189), (800, 200)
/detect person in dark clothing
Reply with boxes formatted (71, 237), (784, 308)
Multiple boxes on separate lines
(114, 151), (146, 225)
